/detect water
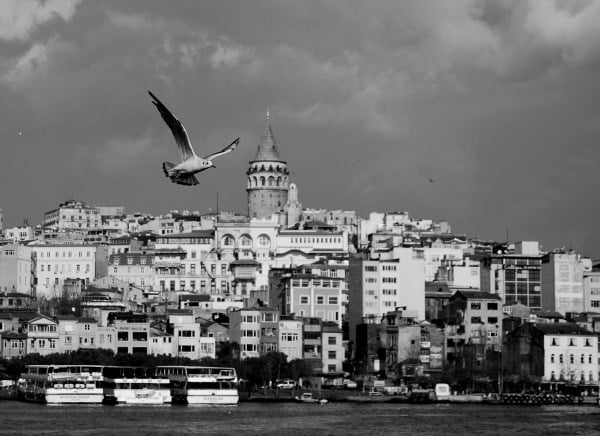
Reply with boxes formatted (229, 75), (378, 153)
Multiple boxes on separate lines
(0, 402), (599, 435)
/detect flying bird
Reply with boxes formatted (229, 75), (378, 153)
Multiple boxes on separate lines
(148, 90), (240, 186)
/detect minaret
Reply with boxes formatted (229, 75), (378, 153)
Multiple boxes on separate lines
(247, 111), (289, 219)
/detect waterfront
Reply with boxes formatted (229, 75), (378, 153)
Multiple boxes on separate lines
(1, 402), (599, 435)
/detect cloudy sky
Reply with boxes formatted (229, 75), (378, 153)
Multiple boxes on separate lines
(1, 0), (600, 257)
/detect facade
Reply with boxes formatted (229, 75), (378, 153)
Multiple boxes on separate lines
(170, 311), (201, 360)
(27, 315), (59, 355)
(278, 318), (302, 361)
(0, 244), (34, 295)
(154, 230), (221, 294)
(43, 199), (101, 231)
(348, 251), (425, 345)
(3, 226), (34, 243)
(321, 321), (344, 374)
(30, 244), (96, 298)
(480, 241), (543, 311)
(109, 313), (150, 354)
(582, 267), (600, 312)
(108, 251), (154, 290)
(270, 265), (345, 328)
(504, 322), (599, 385)
(229, 308), (261, 359)
(542, 252), (591, 315)
(444, 291), (503, 362)
(247, 113), (289, 219)
(302, 317), (323, 373)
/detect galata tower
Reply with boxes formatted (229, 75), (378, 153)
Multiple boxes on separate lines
(247, 111), (289, 219)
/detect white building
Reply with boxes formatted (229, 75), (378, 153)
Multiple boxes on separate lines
(542, 252), (591, 315)
(30, 244), (96, 299)
(43, 199), (101, 231)
(108, 252), (154, 290)
(348, 248), (425, 345)
(278, 318), (303, 361)
(541, 326), (598, 384)
(0, 244), (33, 294)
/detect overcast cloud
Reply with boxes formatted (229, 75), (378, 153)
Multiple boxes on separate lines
(1, 0), (600, 257)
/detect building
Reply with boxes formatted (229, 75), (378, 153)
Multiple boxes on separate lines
(583, 266), (600, 312)
(26, 314), (59, 355)
(109, 312), (150, 354)
(542, 252), (591, 315)
(2, 226), (34, 243)
(229, 307), (261, 359)
(43, 199), (101, 231)
(321, 321), (344, 374)
(302, 317), (323, 373)
(169, 310), (202, 360)
(444, 291), (503, 362)
(0, 244), (34, 295)
(154, 230), (221, 294)
(479, 241), (543, 311)
(504, 322), (598, 385)
(108, 251), (154, 290)
(30, 244), (96, 299)
(278, 317), (303, 361)
(269, 264), (345, 328)
(348, 251), (425, 346)
(247, 112), (290, 219)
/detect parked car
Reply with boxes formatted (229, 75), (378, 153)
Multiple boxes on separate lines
(343, 379), (357, 389)
(277, 380), (296, 390)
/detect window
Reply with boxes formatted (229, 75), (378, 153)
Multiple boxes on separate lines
(550, 354), (555, 363)
(178, 330), (195, 337)
(559, 354), (564, 363)
(328, 364), (336, 373)
(300, 296), (309, 304)
(317, 296), (324, 304)
(117, 331), (129, 341)
(487, 302), (498, 310)
(470, 302), (481, 310)
(178, 345), (195, 353)
(471, 317), (482, 324)
(328, 351), (336, 359)
(328, 296), (338, 305)
(488, 317), (498, 324)
(328, 336), (336, 345)
(570, 354), (574, 364)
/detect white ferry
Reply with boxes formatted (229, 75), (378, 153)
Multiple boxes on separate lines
(19, 365), (104, 404)
(155, 366), (239, 405)
(102, 366), (171, 405)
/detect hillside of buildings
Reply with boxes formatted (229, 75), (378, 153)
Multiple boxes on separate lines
(1, 117), (599, 392)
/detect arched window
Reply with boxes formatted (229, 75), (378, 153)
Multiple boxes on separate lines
(276, 176), (282, 187)
(268, 176), (275, 186)
(258, 234), (270, 246)
(240, 235), (252, 247)
(253, 176), (258, 187)
(260, 176), (266, 186)
(222, 235), (235, 247)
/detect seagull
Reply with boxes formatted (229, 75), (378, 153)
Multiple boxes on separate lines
(149, 90), (240, 186)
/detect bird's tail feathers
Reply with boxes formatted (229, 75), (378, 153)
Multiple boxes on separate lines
(162, 161), (176, 177)
(175, 174), (199, 186)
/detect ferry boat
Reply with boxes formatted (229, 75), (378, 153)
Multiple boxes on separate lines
(155, 366), (239, 405)
(102, 366), (171, 405)
(18, 365), (104, 404)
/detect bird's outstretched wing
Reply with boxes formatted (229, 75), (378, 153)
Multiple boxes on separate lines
(148, 91), (196, 161)
(204, 137), (240, 161)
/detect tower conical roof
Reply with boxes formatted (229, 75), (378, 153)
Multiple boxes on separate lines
(254, 111), (283, 161)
